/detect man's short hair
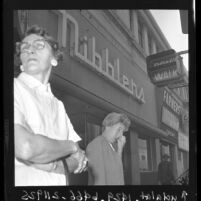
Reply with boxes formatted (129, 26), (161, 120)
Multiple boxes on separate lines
(102, 112), (131, 132)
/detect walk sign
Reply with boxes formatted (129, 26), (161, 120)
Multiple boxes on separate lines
(146, 49), (188, 88)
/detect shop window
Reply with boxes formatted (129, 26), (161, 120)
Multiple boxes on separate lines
(138, 137), (152, 171)
(178, 149), (188, 172)
(178, 149), (182, 160)
(69, 113), (102, 150)
(86, 120), (101, 145)
(122, 131), (132, 184)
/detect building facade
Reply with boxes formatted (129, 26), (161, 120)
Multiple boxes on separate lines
(14, 10), (189, 185)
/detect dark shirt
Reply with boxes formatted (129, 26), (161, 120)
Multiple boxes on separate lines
(86, 135), (124, 185)
(158, 161), (174, 184)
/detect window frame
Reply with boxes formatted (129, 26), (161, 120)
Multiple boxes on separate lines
(138, 20), (144, 50)
(138, 136), (154, 172)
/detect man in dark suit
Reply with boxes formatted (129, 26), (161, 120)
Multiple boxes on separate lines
(157, 154), (175, 185)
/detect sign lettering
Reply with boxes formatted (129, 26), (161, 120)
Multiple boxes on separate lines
(58, 10), (145, 104)
(153, 57), (176, 67)
(163, 90), (182, 116)
(153, 69), (179, 82)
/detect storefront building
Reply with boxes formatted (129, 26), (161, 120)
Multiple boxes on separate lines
(174, 86), (189, 178)
(155, 85), (189, 181)
(14, 10), (189, 185)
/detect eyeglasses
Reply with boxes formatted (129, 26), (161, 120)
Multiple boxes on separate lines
(17, 39), (47, 54)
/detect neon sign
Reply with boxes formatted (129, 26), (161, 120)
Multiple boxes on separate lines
(58, 10), (145, 104)
(153, 69), (179, 82)
(146, 49), (186, 87)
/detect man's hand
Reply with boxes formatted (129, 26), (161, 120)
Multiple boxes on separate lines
(116, 135), (126, 156)
(117, 135), (126, 149)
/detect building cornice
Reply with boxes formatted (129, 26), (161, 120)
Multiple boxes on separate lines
(81, 10), (149, 75)
(103, 10), (149, 58)
(104, 10), (134, 42)
(104, 10), (172, 54)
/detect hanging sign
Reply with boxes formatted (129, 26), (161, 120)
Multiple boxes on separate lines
(146, 49), (187, 87)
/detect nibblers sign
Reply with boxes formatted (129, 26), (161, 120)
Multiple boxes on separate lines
(58, 10), (145, 104)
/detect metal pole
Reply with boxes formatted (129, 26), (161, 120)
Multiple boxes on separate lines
(175, 50), (188, 56)
(168, 83), (188, 89)
(167, 50), (189, 89)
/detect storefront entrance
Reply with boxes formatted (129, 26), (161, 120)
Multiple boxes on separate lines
(160, 140), (177, 180)
(138, 135), (158, 185)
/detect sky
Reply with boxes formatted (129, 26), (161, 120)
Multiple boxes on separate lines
(150, 10), (189, 72)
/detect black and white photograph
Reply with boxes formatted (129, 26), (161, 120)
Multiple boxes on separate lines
(4, 6), (196, 201)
